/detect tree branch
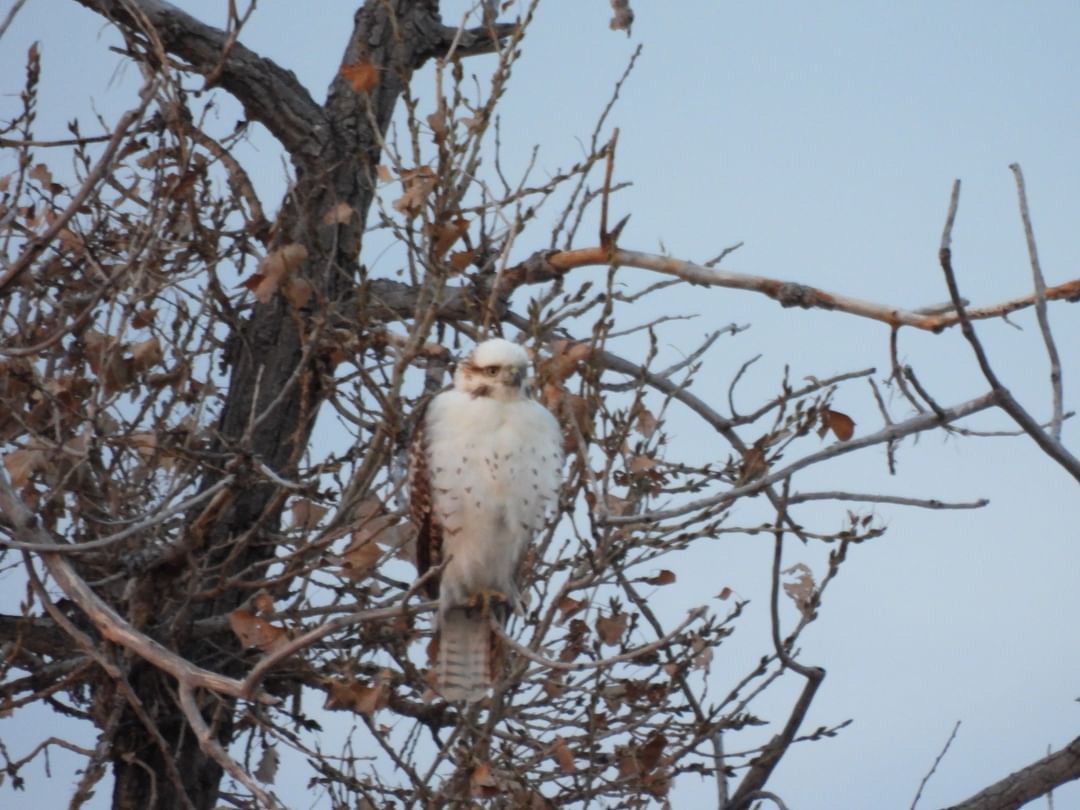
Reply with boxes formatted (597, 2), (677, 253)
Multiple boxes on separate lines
(72, 0), (322, 155)
(500, 246), (1080, 332)
(942, 736), (1080, 810)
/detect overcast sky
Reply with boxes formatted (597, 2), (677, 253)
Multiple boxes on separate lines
(2, 1), (1079, 808)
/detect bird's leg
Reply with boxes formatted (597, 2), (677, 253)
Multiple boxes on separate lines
(464, 589), (510, 620)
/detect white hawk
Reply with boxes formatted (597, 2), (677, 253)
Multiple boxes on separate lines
(409, 338), (563, 702)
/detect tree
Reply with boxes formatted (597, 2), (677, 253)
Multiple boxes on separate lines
(1, 2), (1078, 808)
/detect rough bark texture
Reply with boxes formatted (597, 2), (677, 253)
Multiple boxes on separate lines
(943, 736), (1080, 810)
(70, 2), (453, 807)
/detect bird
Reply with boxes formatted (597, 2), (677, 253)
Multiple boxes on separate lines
(408, 338), (563, 702)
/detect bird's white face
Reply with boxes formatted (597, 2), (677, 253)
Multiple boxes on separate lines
(454, 338), (530, 401)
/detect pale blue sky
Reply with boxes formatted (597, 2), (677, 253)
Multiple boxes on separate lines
(2, 2), (1079, 808)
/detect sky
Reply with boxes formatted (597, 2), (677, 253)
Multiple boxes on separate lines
(2, 1), (1080, 808)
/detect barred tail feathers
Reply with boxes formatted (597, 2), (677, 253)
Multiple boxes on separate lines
(437, 607), (491, 703)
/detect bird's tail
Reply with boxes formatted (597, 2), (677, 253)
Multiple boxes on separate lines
(437, 606), (496, 703)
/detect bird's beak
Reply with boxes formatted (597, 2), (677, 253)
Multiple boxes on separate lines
(507, 366), (526, 388)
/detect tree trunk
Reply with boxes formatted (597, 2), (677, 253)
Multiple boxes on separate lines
(79, 2), (455, 806)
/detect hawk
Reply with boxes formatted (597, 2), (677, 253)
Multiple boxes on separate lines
(409, 338), (563, 702)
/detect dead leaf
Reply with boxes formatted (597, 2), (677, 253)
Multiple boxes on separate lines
(427, 110), (448, 144)
(130, 337), (163, 373)
(604, 493), (633, 517)
(470, 762), (499, 798)
(324, 679), (389, 717)
(716, 586), (732, 601)
(819, 408), (855, 441)
(690, 635), (713, 672)
(340, 535), (382, 579)
(542, 673), (565, 699)
(543, 340), (592, 383)
(556, 596), (588, 623)
(596, 612), (628, 646)
(376, 164), (392, 183)
(252, 591), (276, 615)
(4, 446), (47, 488)
(609, 0), (634, 35)
(228, 609), (288, 652)
(290, 498), (327, 532)
(628, 455), (656, 474)
(246, 244), (308, 304)
(284, 277), (313, 309)
(431, 216), (469, 257)
(448, 249), (475, 273)
(639, 732), (667, 772)
(552, 736), (576, 774)
(253, 744), (279, 784)
(642, 569), (676, 587)
(782, 563), (816, 617)
(738, 441), (769, 484)
(339, 60), (379, 93)
(393, 166), (436, 218)
(635, 407), (658, 438)
(322, 202), (355, 225)
(29, 163), (52, 187)
(131, 308), (156, 329)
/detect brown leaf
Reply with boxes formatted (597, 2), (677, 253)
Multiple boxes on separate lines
(543, 340), (593, 383)
(596, 612), (628, 646)
(604, 493), (633, 517)
(782, 563), (816, 617)
(324, 679), (388, 717)
(228, 609), (288, 652)
(635, 407), (658, 438)
(322, 202), (355, 225)
(552, 736), (576, 774)
(339, 60), (379, 93)
(29, 163), (52, 187)
(427, 110), (448, 144)
(820, 408), (855, 441)
(247, 244), (308, 304)
(340, 535), (382, 580)
(376, 164), (392, 183)
(130, 337), (163, 373)
(283, 277), (313, 309)
(290, 498), (327, 532)
(556, 596), (588, 622)
(716, 586), (733, 601)
(639, 732), (667, 772)
(542, 673), (565, 699)
(449, 249), (475, 273)
(4, 446), (47, 488)
(131, 308), (156, 329)
(642, 569), (676, 587)
(431, 216), (469, 257)
(628, 455), (656, 474)
(252, 590), (276, 615)
(738, 442), (769, 484)
(253, 744), (279, 784)
(470, 762), (499, 798)
(690, 635), (713, 672)
(393, 166), (436, 218)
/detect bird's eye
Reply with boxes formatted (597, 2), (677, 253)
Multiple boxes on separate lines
(484, 365), (499, 377)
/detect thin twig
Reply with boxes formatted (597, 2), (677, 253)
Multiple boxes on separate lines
(0, 78), (158, 294)
(911, 720), (961, 810)
(1009, 163), (1062, 441)
(937, 180), (1080, 484)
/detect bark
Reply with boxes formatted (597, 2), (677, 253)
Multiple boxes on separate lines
(942, 736), (1080, 810)
(66, 1), (480, 807)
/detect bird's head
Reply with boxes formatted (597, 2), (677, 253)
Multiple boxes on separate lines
(454, 338), (530, 401)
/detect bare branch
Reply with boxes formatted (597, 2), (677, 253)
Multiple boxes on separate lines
(1009, 163), (1063, 440)
(912, 721), (961, 810)
(942, 736), (1080, 810)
